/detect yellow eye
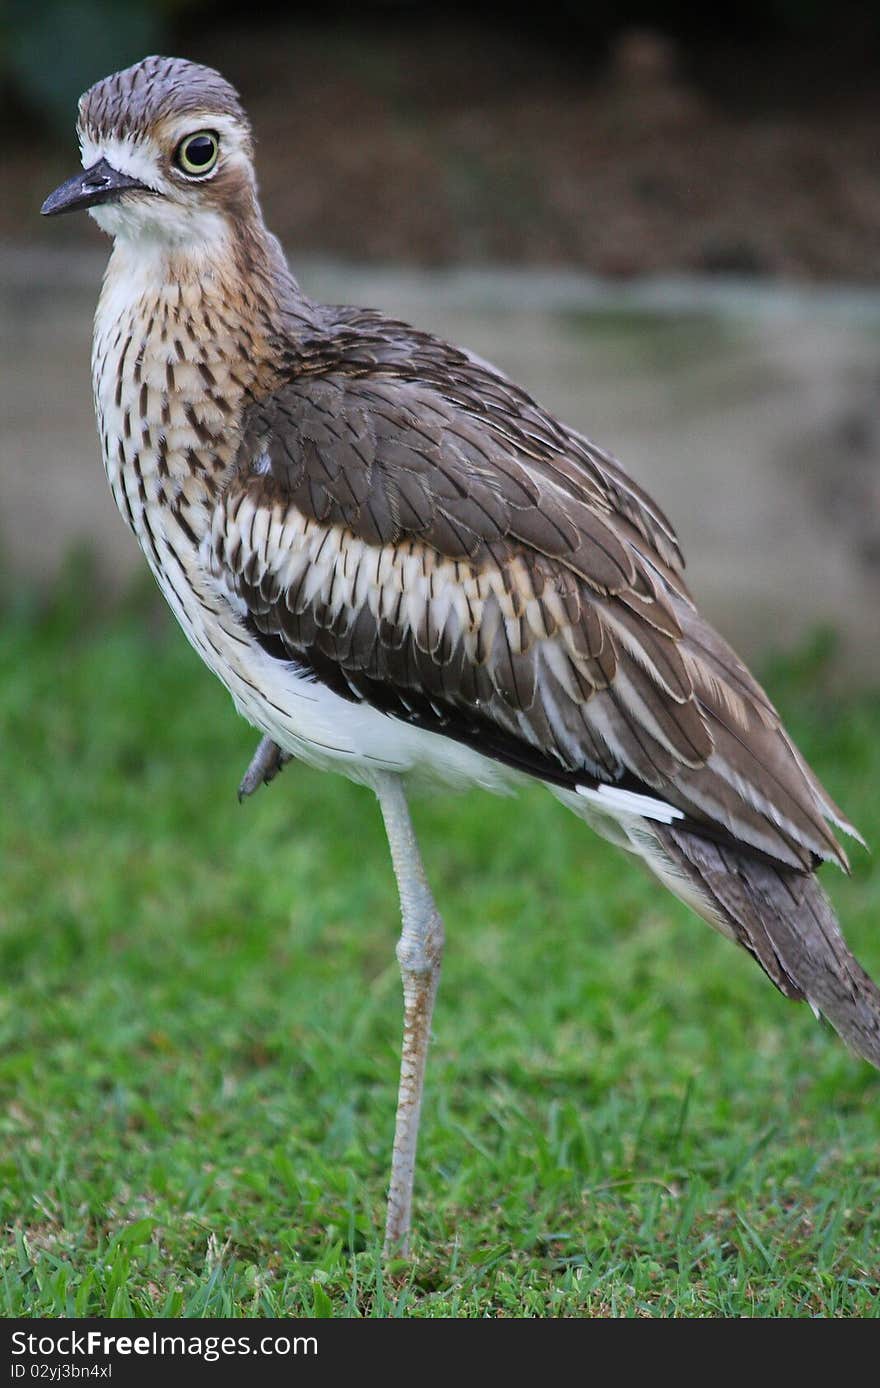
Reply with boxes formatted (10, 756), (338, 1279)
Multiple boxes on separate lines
(174, 131), (219, 177)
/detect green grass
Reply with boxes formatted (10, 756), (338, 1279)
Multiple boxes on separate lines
(2, 582), (879, 1317)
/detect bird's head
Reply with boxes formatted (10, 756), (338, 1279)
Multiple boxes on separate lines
(41, 56), (257, 251)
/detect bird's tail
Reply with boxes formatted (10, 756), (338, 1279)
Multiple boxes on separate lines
(655, 825), (880, 1069)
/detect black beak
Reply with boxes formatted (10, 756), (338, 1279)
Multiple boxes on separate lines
(41, 157), (152, 217)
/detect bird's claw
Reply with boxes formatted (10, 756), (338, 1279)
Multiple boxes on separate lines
(238, 736), (291, 802)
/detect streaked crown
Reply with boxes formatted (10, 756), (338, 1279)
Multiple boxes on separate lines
(77, 56), (249, 145)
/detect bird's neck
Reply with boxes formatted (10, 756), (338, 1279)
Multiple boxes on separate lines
(98, 211), (298, 386)
(92, 213), (301, 556)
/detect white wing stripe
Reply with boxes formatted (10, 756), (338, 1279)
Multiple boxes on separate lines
(576, 782), (684, 824)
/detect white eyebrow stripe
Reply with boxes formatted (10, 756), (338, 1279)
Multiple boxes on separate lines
(79, 133), (160, 188)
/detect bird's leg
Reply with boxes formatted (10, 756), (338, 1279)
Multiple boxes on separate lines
(373, 772), (445, 1259)
(238, 735), (291, 802)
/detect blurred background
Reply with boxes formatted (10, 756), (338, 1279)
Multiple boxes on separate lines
(1, 0), (879, 675)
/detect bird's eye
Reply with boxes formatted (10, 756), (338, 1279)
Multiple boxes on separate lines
(174, 131), (219, 177)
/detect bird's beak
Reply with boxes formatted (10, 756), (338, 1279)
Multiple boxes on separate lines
(41, 157), (152, 217)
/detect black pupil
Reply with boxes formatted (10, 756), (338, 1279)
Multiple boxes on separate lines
(184, 136), (214, 168)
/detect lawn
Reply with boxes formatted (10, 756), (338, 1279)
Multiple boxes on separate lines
(1, 576), (879, 1317)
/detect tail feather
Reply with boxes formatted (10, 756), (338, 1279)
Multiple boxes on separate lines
(658, 825), (880, 1069)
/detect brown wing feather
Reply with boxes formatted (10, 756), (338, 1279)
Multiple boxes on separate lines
(208, 317), (852, 874)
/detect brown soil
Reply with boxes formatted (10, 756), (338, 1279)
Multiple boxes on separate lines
(13, 19), (880, 282)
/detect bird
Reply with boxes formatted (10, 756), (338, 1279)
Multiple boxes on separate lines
(42, 55), (879, 1257)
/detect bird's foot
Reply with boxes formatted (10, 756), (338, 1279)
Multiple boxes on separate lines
(238, 736), (292, 802)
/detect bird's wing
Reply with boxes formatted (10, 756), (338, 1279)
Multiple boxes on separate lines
(327, 308), (689, 575)
(206, 361), (852, 873)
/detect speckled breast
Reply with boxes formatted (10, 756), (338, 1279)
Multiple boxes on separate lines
(90, 245), (274, 681)
(93, 260), (248, 560)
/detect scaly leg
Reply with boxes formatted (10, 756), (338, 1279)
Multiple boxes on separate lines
(238, 735), (291, 802)
(373, 772), (445, 1258)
